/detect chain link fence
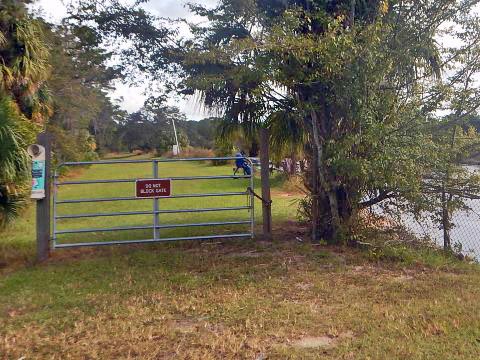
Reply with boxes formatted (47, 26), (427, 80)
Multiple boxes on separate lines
(399, 197), (480, 261)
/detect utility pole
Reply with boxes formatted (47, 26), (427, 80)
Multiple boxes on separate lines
(172, 119), (180, 155)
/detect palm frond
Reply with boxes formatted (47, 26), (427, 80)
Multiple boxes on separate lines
(0, 30), (6, 47)
(0, 186), (27, 227)
(0, 97), (30, 183)
(266, 110), (307, 161)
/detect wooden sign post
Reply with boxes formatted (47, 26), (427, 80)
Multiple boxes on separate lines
(35, 132), (51, 262)
(259, 128), (272, 239)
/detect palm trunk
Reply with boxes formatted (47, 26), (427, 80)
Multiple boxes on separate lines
(311, 110), (342, 241)
(311, 145), (320, 241)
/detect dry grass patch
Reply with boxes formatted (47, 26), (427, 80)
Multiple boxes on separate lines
(1, 236), (480, 359)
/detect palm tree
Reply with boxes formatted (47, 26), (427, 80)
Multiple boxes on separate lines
(0, 96), (37, 225)
(265, 110), (306, 174)
(0, 0), (52, 123)
(0, 0), (51, 225)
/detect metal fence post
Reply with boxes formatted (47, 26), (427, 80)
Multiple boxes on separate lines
(36, 132), (51, 262)
(153, 160), (160, 240)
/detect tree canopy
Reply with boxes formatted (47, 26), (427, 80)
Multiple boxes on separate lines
(0, 0), (48, 224)
(3, 0), (480, 248)
(69, 0), (480, 245)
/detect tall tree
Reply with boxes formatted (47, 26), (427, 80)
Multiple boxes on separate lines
(0, 0), (52, 123)
(43, 21), (121, 161)
(70, 0), (480, 245)
(178, 0), (480, 243)
(117, 106), (188, 154)
(0, 0), (50, 224)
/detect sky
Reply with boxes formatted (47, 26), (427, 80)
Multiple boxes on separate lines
(31, 1), (480, 119)
(33, 0), (219, 120)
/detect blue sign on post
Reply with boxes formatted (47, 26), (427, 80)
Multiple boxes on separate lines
(31, 160), (46, 199)
(28, 144), (46, 199)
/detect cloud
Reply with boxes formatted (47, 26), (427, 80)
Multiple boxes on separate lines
(110, 82), (215, 120)
(110, 82), (147, 113)
(31, 0), (67, 22)
(143, 0), (218, 20)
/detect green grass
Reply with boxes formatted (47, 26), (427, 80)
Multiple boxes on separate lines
(2, 154), (480, 359)
(1, 240), (480, 359)
(1, 155), (298, 266)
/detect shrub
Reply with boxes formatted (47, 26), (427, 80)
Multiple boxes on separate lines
(163, 147), (215, 160)
(0, 96), (39, 226)
(212, 143), (233, 166)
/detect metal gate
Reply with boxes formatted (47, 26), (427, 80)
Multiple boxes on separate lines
(52, 157), (254, 248)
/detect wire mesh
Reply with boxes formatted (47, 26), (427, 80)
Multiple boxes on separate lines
(397, 198), (480, 261)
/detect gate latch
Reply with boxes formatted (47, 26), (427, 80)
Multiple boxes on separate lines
(247, 187), (272, 207)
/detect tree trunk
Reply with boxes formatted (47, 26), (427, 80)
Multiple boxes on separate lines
(441, 185), (452, 250)
(299, 160), (306, 173)
(350, 0), (356, 26)
(249, 139), (259, 157)
(311, 145), (320, 242)
(310, 110), (342, 242)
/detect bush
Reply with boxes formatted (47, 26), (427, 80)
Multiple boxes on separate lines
(0, 96), (39, 226)
(48, 125), (99, 164)
(212, 143), (233, 166)
(163, 147), (215, 161)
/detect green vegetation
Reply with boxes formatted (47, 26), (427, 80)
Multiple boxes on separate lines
(0, 96), (38, 226)
(0, 0), (49, 224)
(115, 108), (220, 154)
(0, 155), (298, 268)
(3, 2), (480, 357)
(73, 0), (480, 248)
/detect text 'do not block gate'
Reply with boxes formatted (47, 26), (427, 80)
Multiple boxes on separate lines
(136, 179), (171, 198)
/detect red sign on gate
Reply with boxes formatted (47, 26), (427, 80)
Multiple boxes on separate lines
(136, 179), (172, 198)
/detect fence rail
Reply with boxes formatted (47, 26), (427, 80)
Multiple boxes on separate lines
(52, 156), (255, 248)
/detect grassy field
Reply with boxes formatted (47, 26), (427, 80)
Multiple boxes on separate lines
(2, 155), (480, 359)
(0, 155), (298, 267)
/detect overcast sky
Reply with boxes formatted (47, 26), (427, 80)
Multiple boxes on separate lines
(33, 0), (219, 120)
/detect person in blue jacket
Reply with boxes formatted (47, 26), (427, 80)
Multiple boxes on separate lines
(234, 150), (252, 175)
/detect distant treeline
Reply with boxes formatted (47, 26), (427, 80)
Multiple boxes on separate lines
(110, 107), (220, 154)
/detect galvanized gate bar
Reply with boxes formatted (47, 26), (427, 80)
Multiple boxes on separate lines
(52, 156), (255, 248)
(55, 206), (251, 219)
(58, 156), (251, 167)
(56, 221), (252, 235)
(57, 175), (251, 185)
(54, 233), (253, 249)
(55, 192), (248, 204)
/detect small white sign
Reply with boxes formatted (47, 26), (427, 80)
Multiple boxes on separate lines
(172, 145), (180, 156)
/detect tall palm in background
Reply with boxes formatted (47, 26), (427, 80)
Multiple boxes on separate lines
(0, 0), (50, 225)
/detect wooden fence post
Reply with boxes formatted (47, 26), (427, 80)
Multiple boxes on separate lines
(36, 132), (51, 262)
(259, 128), (272, 239)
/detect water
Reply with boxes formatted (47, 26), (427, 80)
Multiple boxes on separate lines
(402, 166), (480, 259)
